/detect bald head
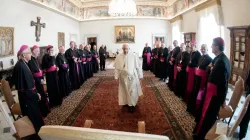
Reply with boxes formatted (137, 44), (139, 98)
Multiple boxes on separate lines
(173, 40), (178, 47)
(200, 44), (208, 55)
(122, 44), (129, 54)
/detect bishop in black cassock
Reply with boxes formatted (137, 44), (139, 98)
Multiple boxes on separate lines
(12, 45), (44, 132)
(56, 46), (72, 98)
(86, 45), (93, 78)
(158, 44), (169, 81)
(184, 41), (201, 102)
(187, 44), (212, 115)
(65, 41), (81, 90)
(193, 37), (231, 140)
(28, 45), (50, 117)
(167, 40), (180, 91)
(91, 45), (99, 73)
(42, 45), (62, 107)
(142, 43), (151, 71)
(75, 45), (85, 84)
(99, 45), (107, 71)
(174, 43), (190, 98)
(79, 45), (88, 80)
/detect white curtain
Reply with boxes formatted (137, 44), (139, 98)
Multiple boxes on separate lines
(196, 5), (224, 58)
(171, 20), (184, 45)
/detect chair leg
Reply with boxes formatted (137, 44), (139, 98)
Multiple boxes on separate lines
(138, 121), (145, 133)
(228, 116), (233, 125)
(228, 110), (235, 125)
(11, 113), (16, 121)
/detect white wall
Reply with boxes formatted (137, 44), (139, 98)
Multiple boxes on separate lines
(80, 19), (170, 54)
(221, 0), (250, 57)
(0, 0), (80, 69)
(182, 10), (198, 33)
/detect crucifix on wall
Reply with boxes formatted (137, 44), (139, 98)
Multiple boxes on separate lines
(31, 17), (46, 42)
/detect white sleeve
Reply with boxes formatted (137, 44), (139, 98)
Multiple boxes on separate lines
(114, 57), (119, 79)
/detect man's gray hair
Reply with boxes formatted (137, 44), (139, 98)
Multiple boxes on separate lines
(201, 44), (208, 50)
(122, 43), (130, 49)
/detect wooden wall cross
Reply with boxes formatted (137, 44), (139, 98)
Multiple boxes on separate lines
(31, 17), (46, 42)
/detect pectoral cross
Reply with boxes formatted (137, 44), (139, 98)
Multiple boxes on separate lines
(31, 17), (46, 42)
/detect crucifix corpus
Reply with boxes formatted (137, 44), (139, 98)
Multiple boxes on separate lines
(31, 17), (46, 42)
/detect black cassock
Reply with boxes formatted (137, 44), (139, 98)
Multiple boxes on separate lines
(56, 53), (72, 98)
(65, 48), (80, 90)
(78, 49), (88, 80)
(193, 52), (230, 140)
(99, 47), (106, 70)
(91, 49), (99, 73)
(142, 46), (151, 71)
(174, 51), (190, 98)
(28, 56), (50, 117)
(12, 59), (44, 132)
(185, 50), (201, 102)
(151, 48), (159, 76)
(167, 46), (180, 91)
(158, 47), (169, 80)
(166, 50), (173, 80)
(187, 54), (212, 116)
(76, 49), (85, 84)
(86, 49), (93, 78)
(42, 54), (62, 107)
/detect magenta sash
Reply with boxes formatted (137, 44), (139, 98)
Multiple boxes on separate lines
(82, 58), (86, 62)
(87, 58), (92, 61)
(75, 62), (79, 79)
(195, 82), (217, 134)
(195, 69), (208, 110)
(146, 53), (151, 66)
(144, 53), (147, 56)
(185, 66), (196, 102)
(19, 87), (36, 92)
(174, 64), (177, 80)
(62, 64), (68, 68)
(160, 57), (164, 62)
(46, 65), (57, 72)
(33, 70), (43, 77)
(94, 55), (98, 58)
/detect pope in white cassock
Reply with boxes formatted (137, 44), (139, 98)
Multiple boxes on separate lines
(114, 44), (143, 113)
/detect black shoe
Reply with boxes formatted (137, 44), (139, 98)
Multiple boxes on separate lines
(129, 106), (135, 113)
(123, 104), (129, 108)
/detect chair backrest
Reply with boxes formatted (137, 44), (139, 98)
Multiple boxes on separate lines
(229, 77), (244, 111)
(14, 116), (36, 138)
(227, 95), (250, 137)
(0, 79), (15, 109)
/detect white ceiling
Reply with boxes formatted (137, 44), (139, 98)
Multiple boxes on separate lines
(68, 0), (179, 8)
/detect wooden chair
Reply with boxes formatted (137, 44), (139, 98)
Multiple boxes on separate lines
(13, 116), (36, 140)
(205, 95), (250, 140)
(138, 121), (146, 133)
(0, 79), (22, 120)
(219, 77), (244, 124)
(84, 120), (93, 128)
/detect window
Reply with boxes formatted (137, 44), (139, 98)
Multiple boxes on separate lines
(172, 22), (183, 45)
(199, 13), (224, 58)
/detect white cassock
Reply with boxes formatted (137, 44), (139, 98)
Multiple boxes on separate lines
(114, 51), (143, 106)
